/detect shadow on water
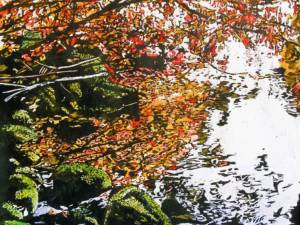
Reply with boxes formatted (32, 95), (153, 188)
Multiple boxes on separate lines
(151, 73), (300, 225)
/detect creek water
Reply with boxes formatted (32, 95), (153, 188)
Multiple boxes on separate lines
(151, 42), (300, 225)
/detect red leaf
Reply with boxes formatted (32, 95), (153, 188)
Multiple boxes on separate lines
(168, 162), (177, 170)
(237, 2), (246, 12)
(131, 119), (141, 128)
(242, 14), (256, 25)
(164, 5), (174, 16)
(57, 47), (65, 53)
(240, 34), (250, 47)
(104, 64), (116, 75)
(129, 35), (144, 46)
(172, 52), (184, 65)
(147, 52), (158, 59)
(293, 83), (300, 98)
(22, 54), (32, 62)
(217, 59), (228, 66)
(184, 14), (193, 22)
(70, 37), (77, 46)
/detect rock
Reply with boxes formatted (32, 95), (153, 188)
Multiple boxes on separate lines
(161, 197), (193, 224)
(104, 186), (172, 225)
(291, 194), (300, 225)
(0, 202), (23, 220)
(52, 163), (112, 204)
(9, 174), (39, 213)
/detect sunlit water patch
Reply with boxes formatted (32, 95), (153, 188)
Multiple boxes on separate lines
(151, 74), (300, 225)
(150, 40), (300, 225)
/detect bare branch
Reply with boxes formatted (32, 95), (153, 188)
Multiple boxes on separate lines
(0, 70), (78, 80)
(2, 72), (108, 102)
(0, 83), (26, 88)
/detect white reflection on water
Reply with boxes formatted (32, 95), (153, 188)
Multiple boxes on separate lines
(153, 41), (300, 224)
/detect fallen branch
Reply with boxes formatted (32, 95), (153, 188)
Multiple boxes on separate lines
(2, 72), (108, 102)
(0, 83), (26, 88)
(0, 69), (78, 80)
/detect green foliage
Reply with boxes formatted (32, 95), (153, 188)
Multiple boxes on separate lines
(1, 125), (37, 143)
(104, 186), (172, 225)
(0, 202), (23, 220)
(3, 220), (29, 225)
(0, 64), (8, 71)
(36, 87), (57, 113)
(20, 31), (42, 50)
(52, 163), (111, 204)
(24, 76), (137, 119)
(72, 50), (103, 73)
(12, 110), (33, 125)
(9, 174), (38, 213)
(15, 167), (37, 177)
(85, 217), (99, 225)
(68, 82), (83, 98)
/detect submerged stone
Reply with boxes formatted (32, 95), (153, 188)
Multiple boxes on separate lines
(52, 163), (112, 204)
(104, 186), (172, 225)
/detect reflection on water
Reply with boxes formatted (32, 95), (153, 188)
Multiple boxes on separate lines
(152, 74), (300, 225)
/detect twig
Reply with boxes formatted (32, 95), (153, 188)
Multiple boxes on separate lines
(35, 57), (100, 70)
(208, 62), (248, 76)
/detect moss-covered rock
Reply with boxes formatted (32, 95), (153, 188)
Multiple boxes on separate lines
(161, 197), (193, 224)
(69, 205), (100, 225)
(52, 163), (111, 204)
(1, 125), (37, 143)
(12, 110), (33, 125)
(0, 202), (23, 220)
(9, 174), (39, 213)
(104, 186), (172, 225)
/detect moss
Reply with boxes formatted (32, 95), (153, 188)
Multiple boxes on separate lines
(9, 174), (38, 213)
(53, 163), (111, 204)
(1, 125), (37, 143)
(12, 110), (33, 125)
(68, 82), (83, 98)
(20, 31), (42, 50)
(104, 186), (172, 225)
(1, 202), (23, 220)
(85, 217), (99, 225)
(161, 197), (193, 224)
(15, 167), (37, 177)
(4, 221), (30, 225)
(24, 151), (40, 163)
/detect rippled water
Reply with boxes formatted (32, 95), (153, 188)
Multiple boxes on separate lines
(151, 42), (300, 225)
